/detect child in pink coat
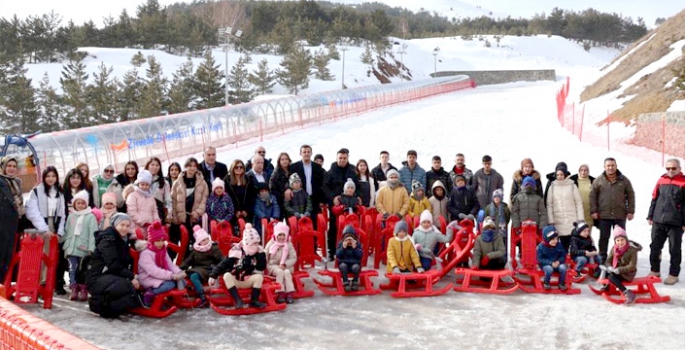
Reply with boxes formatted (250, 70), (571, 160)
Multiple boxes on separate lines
(126, 170), (160, 237)
(265, 222), (297, 304)
(137, 221), (186, 307)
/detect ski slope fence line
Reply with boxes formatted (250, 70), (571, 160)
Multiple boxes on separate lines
(8, 76), (474, 180)
(0, 293), (102, 350)
(555, 79), (682, 167)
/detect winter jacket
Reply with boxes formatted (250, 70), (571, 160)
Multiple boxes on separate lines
(336, 241), (363, 266)
(398, 161), (427, 194)
(357, 175), (376, 208)
(246, 158), (274, 180)
(171, 171), (209, 225)
(285, 189), (312, 217)
(207, 193), (235, 222)
(426, 167), (453, 197)
(199, 161), (228, 189)
(647, 172), (685, 227)
(546, 178), (584, 237)
(268, 167), (291, 214)
(409, 194), (432, 217)
(590, 170), (635, 221)
(0, 175), (20, 278)
(386, 237), (422, 273)
(224, 176), (257, 219)
(376, 184), (410, 216)
(180, 244), (224, 281)
(333, 194), (360, 216)
(570, 174), (595, 226)
(324, 162), (359, 205)
(246, 169), (271, 188)
(484, 202), (511, 228)
(125, 186), (160, 234)
(511, 187), (547, 229)
(471, 168), (504, 209)
(449, 166), (474, 186)
(265, 241), (297, 271)
(138, 248), (182, 289)
(569, 230), (597, 259)
(91, 175), (124, 208)
(413, 226), (453, 259)
(290, 160), (326, 210)
(428, 180), (449, 224)
(472, 234), (506, 268)
(209, 251), (267, 281)
(150, 176), (172, 220)
(537, 232), (566, 267)
(371, 163), (398, 190)
(447, 186), (480, 221)
(510, 170), (543, 203)
(25, 184), (66, 237)
(63, 213), (98, 258)
(254, 194), (280, 220)
(605, 241), (641, 281)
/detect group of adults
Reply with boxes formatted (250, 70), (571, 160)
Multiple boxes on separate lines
(0, 145), (683, 318)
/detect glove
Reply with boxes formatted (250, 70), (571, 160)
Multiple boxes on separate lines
(417, 268), (425, 273)
(480, 255), (490, 266)
(414, 243), (422, 251)
(392, 267), (401, 274)
(396, 213), (404, 220)
(466, 214), (475, 221)
(609, 267), (620, 275)
(458, 213), (467, 220)
(332, 205), (345, 216)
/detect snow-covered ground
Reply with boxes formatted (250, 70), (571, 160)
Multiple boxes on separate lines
(26, 81), (685, 350)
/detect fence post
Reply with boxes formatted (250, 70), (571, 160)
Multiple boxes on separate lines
(662, 115), (666, 167)
(572, 102), (576, 135)
(579, 104), (585, 141)
(607, 112), (611, 152)
(259, 117), (264, 142)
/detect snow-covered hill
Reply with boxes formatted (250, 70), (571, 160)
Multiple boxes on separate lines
(328, 0), (508, 19)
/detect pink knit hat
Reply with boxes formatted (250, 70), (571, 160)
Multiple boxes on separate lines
(273, 222), (289, 240)
(193, 225), (211, 244)
(613, 226), (628, 240)
(147, 221), (168, 242)
(102, 192), (117, 207)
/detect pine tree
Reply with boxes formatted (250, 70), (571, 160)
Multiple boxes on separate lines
(313, 48), (334, 81)
(360, 43), (374, 64)
(35, 73), (62, 132)
(227, 56), (255, 104)
(138, 55), (167, 118)
(0, 57), (39, 134)
(248, 59), (276, 96)
(167, 57), (196, 114)
(193, 50), (225, 109)
(327, 43), (340, 60)
(116, 53), (146, 121)
(86, 63), (118, 125)
(59, 53), (90, 129)
(276, 45), (312, 95)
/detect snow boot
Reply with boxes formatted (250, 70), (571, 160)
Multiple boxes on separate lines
(55, 282), (67, 296)
(542, 282), (551, 291)
(276, 292), (286, 304)
(558, 283), (568, 292)
(285, 292), (294, 304)
(78, 284), (89, 302)
(227, 287), (245, 309)
(664, 275), (679, 285)
(249, 288), (267, 309)
(69, 284), (78, 301)
(623, 290), (636, 305)
(351, 280), (360, 292)
(143, 289), (155, 307)
(197, 296), (209, 309)
(343, 279), (352, 292)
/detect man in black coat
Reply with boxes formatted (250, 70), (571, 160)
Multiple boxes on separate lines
(426, 155), (453, 197)
(324, 148), (359, 257)
(371, 150), (397, 190)
(246, 146), (275, 179)
(288, 145), (326, 228)
(447, 175), (480, 222)
(199, 146), (228, 189)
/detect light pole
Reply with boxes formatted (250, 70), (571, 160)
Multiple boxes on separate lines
(397, 43), (407, 81)
(218, 27), (242, 106)
(340, 38), (353, 90)
(432, 47), (440, 77)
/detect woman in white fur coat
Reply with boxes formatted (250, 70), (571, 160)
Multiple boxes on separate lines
(546, 168), (584, 254)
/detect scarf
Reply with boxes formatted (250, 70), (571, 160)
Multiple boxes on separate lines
(100, 206), (117, 229)
(387, 179), (400, 189)
(497, 203), (505, 225)
(268, 238), (290, 266)
(259, 192), (272, 206)
(481, 229), (495, 243)
(136, 185), (152, 198)
(414, 192), (424, 201)
(193, 238), (213, 253)
(612, 243), (630, 268)
(242, 243), (261, 256)
(147, 242), (169, 270)
(71, 207), (93, 237)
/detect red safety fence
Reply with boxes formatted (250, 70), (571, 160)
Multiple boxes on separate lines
(631, 112), (685, 164)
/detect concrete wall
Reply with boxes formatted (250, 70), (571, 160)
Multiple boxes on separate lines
(431, 70), (556, 85)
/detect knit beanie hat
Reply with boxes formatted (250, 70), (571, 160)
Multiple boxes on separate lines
(135, 170), (153, 185)
(555, 162), (569, 176)
(542, 226), (559, 242)
(394, 220), (408, 236)
(411, 180), (423, 193)
(573, 221), (590, 235)
(420, 210), (432, 224)
(102, 192), (117, 207)
(492, 189), (504, 200)
(212, 178), (225, 192)
(341, 225), (357, 241)
(242, 223), (261, 245)
(386, 169), (400, 178)
(193, 225), (211, 243)
(522, 176), (536, 189)
(147, 221), (167, 242)
(482, 217), (496, 230)
(110, 213), (131, 228)
(613, 226), (628, 241)
(289, 173), (302, 187)
(454, 174), (466, 185)
(71, 190), (90, 206)
(344, 178), (355, 192)
(274, 222), (290, 239)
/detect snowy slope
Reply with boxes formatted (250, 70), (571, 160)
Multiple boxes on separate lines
(28, 81), (684, 350)
(328, 0), (508, 19)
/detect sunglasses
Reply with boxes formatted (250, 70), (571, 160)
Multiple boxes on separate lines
(258, 151), (266, 155)
(104, 169), (114, 174)
(666, 167), (678, 171)
(235, 165), (244, 169)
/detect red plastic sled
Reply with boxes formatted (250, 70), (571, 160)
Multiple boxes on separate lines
(209, 281), (286, 315)
(211, 220), (241, 256)
(435, 221), (476, 279)
(453, 268), (519, 294)
(589, 276), (671, 304)
(2, 232), (58, 309)
(314, 269), (381, 296)
(380, 269), (452, 298)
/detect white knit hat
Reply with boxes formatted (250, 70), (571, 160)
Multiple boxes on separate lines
(135, 170), (153, 185)
(344, 178), (355, 192)
(72, 190), (90, 206)
(212, 178), (225, 192)
(420, 210), (432, 224)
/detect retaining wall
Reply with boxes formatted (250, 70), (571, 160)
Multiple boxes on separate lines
(431, 70), (555, 85)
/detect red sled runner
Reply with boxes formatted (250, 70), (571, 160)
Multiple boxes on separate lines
(589, 276), (671, 304)
(208, 280), (286, 316)
(380, 269), (452, 298)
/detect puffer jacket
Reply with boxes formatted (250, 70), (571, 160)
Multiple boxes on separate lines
(510, 170), (543, 202)
(86, 227), (135, 282)
(336, 240), (363, 266)
(606, 241), (642, 281)
(511, 187), (547, 229)
(398, 161), (427, 195)
(471, 168), (504, 209)
(484, 202), (510, 228)
(412, 226), (453, 259)
(447, 185), (479, 221)
(546, 178), (584, 236)
(180, 244), (224, 281)
(449, 166), (474, 186)
(209, 251), (267, 281)
(138, 247), (182, 289)
(590, 170), (635, 220)
(376, 184), (410, 216)
(264, 241), (297, 272)
(536, 233), (566, 267)
(91, 175), (124, 208)
(428, 181), (448, 224)
(570, 174), (595, 227)
(426, 167), (452, 197)
(206, 193), (235, 222)
(25, 184), (66, 237)
(171, 171), (209, 225)
(409, 194), (432, 217)
(647, 172), (685, 226)
(63, 212), (98, 258)
(569, 230), (597, 259)
(472, 233), (506, 268)
(285, 189), (312, 217)
(125, 186), (160, 234)
(386, 237), (422, 273)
